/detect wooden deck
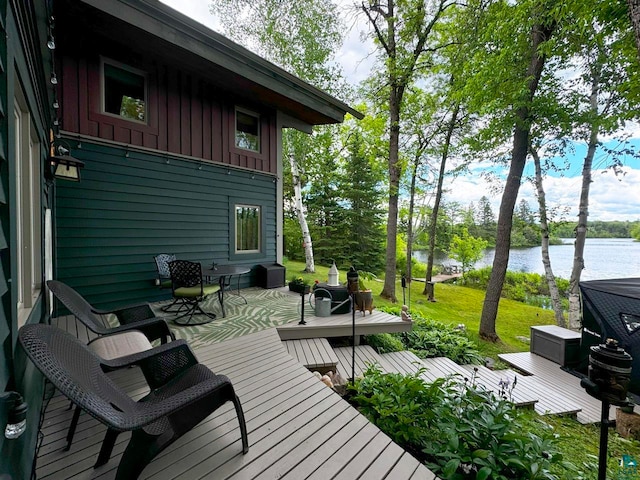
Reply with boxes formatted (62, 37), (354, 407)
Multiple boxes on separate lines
(499, 351), (616, 424)
(282, 338), (339, 373)
(277, 309), (412, 340)
(38, 318), (437, 479)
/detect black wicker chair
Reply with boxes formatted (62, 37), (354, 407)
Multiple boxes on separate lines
(168, 260), (220, 325)
(19, 324), (249, 480)
(154, 254), (180, 312)
(47, 280), (175, 344)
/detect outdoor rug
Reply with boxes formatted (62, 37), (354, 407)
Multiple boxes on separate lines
(153, 287), (302, 347)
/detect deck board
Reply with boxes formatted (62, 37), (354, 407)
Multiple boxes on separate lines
(499, 351), (615, 423)
(283, 338), (339, 371)
(36, 327), (436, 479)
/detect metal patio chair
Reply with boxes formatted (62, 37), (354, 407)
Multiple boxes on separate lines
(168, 260), (220, 325)
(47, 280), (175, 344)
(19, 323), (249, 480)
(154, 253), (180, 312)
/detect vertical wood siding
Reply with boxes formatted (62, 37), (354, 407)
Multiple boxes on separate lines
(57, 46), (277, 174)
(55, 141), (277, 309)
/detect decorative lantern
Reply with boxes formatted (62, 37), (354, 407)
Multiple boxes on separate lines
(347, 266), (359, 295)
(587, 338), (632, 405)
(328, 261), (339, 287)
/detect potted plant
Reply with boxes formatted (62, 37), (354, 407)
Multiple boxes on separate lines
(354, 272), (375, 315)
(288, 277), (310, 294)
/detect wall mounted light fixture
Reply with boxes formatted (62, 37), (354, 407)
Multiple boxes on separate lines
(49, 140), (84, 182)
(1, 391), (28, 440)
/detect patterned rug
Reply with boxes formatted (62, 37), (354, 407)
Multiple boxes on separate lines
(153, 287), (303, 347)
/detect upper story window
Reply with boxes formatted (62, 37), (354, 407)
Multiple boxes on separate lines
(235, 108), (260, 152)
(102, 58), (147, 123)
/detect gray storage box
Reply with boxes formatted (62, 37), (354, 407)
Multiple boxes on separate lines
(530, 325), (581, 367)
(256, 263), (286, 289)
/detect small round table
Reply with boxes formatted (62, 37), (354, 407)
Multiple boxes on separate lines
(202, 265), (251, 318)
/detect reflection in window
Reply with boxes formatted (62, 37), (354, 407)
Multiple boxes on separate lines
(621, 313), (640, 334)
(103, 62), (146, 122)
(235, 109), (260, 151)
(236, 205), (260, 253)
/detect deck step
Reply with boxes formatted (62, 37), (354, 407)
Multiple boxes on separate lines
(334, 345), (388, 379)
(283, 338), (339, 372)
(499, 351), (611, 423)
(460, 364), (581, 417)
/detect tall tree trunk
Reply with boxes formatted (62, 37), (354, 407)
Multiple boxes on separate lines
(628, 0), (640, 60)
(381, 89), (401, 302)
(424, 102), (459, 300)
(405, 147), (423, 302)
(568, 74), (600, 329)
(531, 147), (566, 327)
(479, 22), (555, 341)
(289, 154), (315, 273)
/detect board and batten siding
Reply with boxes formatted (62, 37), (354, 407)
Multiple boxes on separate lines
(55, 141), (277, 309)
(57, 44), (278, 174)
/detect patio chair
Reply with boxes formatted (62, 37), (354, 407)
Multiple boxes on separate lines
(47, 280), (175, 344)
(154, 254), (180, 312)
(168, 260), (220, 325)
(19, 324), (249, 480)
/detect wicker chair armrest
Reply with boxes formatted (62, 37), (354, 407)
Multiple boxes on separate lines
(136, 340), (198, 390)
(92, 303), (155, 323)
(124, 375), (232, 430)
(104, 317), (176, 343)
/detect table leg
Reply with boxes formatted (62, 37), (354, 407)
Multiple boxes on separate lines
(218, 277), (226, 318)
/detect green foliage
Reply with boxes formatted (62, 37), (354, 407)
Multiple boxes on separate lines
(553, 220), (640, 239)
(399, 315), (484, 365)
(348, 369), (575, 479)
(448, 228), (488, 276)
(632, 223), (640, 241)
(366, 333), (405, 354)
(348, 365), (443, 449)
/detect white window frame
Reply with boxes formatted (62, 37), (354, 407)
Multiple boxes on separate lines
(235, 107), (261, 152)
(235, 204), (261, 254)
(100, 56), (148, 124)
(14, 85), (42, 327)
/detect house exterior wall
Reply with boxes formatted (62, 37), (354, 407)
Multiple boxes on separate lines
(55, 140), (278, 309)
(56, 34), (278, 175)
(1, 1), (51, 478)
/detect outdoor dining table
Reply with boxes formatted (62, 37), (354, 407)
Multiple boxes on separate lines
(201, 264), (251, 318)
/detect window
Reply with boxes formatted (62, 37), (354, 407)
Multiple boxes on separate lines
(235, 108), (260, 152)
(102, 59), (147, 123)
(235, 205), (261, 253)
(14, 84), (42, 327)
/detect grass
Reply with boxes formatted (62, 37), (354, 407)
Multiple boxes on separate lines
(283, 258), (640, 478)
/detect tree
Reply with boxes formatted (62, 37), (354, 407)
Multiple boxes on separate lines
(470, 1), (557, 342)
(449, 228), (488, 278)
(627, 0), (640, 59)
(361, 0), (456, 302)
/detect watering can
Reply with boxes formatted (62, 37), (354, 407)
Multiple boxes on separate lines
(309, 288), (351, 317)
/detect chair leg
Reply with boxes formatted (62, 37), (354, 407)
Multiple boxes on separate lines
(64, 406), (82, 451)
(160, 297), (181, 313)
(95, 429), (120, 468)
(174, 299), (216, 326)
(232, 394), (249, 454)
(116, 429), (171, 480)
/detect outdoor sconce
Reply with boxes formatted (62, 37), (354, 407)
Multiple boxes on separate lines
(581, 338), (633, 480)
(328, 261), (339, 287)
(1, 391), (28, 440)
(49, 143), (84, 182)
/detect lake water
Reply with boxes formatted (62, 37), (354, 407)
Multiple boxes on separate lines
(413, 238), (640, 281)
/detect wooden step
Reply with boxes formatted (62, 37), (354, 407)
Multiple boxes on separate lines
(283, 338), (339, 372)
(461, 365), (581, 417)
(334, 345), (387, 379)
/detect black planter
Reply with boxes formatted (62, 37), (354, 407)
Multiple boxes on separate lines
(288, 282), (310, 294)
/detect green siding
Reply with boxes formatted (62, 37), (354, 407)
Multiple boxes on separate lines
(55, 140), (277, 309)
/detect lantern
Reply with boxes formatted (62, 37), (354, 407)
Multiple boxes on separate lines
(328, 261), (339, 287)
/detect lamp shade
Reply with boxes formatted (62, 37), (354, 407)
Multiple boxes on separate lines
(51, 154), (84, 181)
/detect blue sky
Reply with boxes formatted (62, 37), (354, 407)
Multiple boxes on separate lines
(161, 0), (640, 223)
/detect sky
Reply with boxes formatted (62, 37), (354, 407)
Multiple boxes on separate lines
(160, 0), (640, 223)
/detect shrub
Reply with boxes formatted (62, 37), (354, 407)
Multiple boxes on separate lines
(366, 333), (405, 353)
(400, 316), (483, 365)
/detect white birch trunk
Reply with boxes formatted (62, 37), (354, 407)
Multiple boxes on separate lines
(568, 73), (600, 329)
(531, 148), (566, 327)
(289, 154), (315, 273)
